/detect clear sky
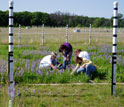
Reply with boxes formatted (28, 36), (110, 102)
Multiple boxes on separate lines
(0, 0), (124, 18)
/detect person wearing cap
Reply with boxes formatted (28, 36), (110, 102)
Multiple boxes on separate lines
(39, 52), (59, 70)
(59, 42), (73, 69)
(75, 49), (90, 60)
(71, 56), (97, 79)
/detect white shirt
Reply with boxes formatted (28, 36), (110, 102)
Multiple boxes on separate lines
(78, 51), (90, 60)
(39, 55), (57, 68)
(40, 55), (52, 66)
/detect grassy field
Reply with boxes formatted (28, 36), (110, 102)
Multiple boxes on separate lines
(0, 27), (124, 106)
(0, 84), (124, 107)
(0, 27), (124, 45)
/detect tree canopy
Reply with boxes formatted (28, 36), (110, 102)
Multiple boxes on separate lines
(0, 10), (124, 27)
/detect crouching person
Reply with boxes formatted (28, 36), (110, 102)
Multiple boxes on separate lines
(39, 52), (59, 70)
(71, 56), (97, 79)
(59, 42), (73, 69)
(75, 49), (90, 60)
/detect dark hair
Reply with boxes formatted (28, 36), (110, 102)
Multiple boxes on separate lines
(59, 44), (68, 50)
(74, 56), (82, 64)
(75, 49), (82, 53)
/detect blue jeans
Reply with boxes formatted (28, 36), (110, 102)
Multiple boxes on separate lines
(52, 60), (57, 66)
(77, 64), (96, 77)
(77, 67), (86, 74)
(63, 51), (72, 69)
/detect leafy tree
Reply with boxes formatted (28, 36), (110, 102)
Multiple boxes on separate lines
(110, 13), (124, 27)
(0, 11), (8, 26)
(31, 12), (42, 25)
(0, 10), (123, 28)
(92, 18), (105, 27)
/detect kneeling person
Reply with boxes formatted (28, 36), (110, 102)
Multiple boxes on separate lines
(39, 52), (58, 70)
(71, 56), (97, 78)
(75, 49), (90, 60)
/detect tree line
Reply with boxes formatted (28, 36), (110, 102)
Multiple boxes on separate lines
(0, 10), (124, 27)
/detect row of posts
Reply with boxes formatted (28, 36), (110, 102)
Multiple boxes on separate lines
(18, 24), (69, 46)
(18, 24), (124, 47)
(18, 23), (92, 46)
(8, 1), (118, 106)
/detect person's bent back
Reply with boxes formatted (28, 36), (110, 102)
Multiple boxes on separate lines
(75, 49), (90, 60)
(59, 42), (73, 69)
(39, 52), (57, 70)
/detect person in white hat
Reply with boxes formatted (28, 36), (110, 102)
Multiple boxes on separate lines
(39, 52), (59, 70)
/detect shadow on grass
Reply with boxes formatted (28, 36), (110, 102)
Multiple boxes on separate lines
(91, 71), (107, 80)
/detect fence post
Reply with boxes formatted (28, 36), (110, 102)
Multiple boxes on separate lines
(66, 24), (68, 42)
(89, 24), (91, 44)
(99, 28), (100, 33)
(8, 0), (14, 106)
(112, 1), (118, 96)
(42, 24), (44, 45)
(18, 24), (21, 47)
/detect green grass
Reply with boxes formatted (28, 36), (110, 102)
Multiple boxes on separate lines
(0, 27), (124, 106)
(0, 44), (119, 84)
(14, 70), (89, 84)
(0, 84), (124, 107)
(0, 28), (124, 84)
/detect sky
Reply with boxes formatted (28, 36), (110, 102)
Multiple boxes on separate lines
(0, 0), (124, 18)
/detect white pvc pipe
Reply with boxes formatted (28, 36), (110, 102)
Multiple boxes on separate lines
(42, 24), (44, 45)
(9, 100), (12, 107)
(89, 24), (91, 44)
(8, 1), (14, 106)
(112, 1), (118, 96)
(18, 24), (21, 47)
(66, 24), (68, 42)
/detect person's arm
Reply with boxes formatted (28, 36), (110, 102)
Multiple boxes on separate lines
(71, 64), (80, 75)
(48, 57), (57, 70)
(93, 64), (101, 69)
(50, 64), (57, 70)
(56, 61), (62, 67)
(66, 51), (72, 61)
(67, 51), (72, 57)
(56, 61), (60, 65)
(62, 51), (67, 57)
(81, 58), (92, 68)
(59, 48), (66, 57)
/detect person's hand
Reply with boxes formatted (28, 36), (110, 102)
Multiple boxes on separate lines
(70, 71), (74, 75)
(66, 57), (69, 61)
(81, 64), (86, 68)
(53, 66), (57, 70)
(58, 64), (62, 67)
(70, 72), (73, 75)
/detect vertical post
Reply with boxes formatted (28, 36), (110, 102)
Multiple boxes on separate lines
(89, 24), (91, 44)
(18, 24), (21, 47)
(99, 28), (100, 33)
(8, 0), (14, 106)
(104, 27), (106, 32)
(42, 24), (44, 45)
(112, 1), (118, 96)
(66, 24), (68, 42)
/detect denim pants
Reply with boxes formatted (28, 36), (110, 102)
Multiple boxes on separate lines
(77, 64), (96, 77)
(62, 51), (72, 69)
